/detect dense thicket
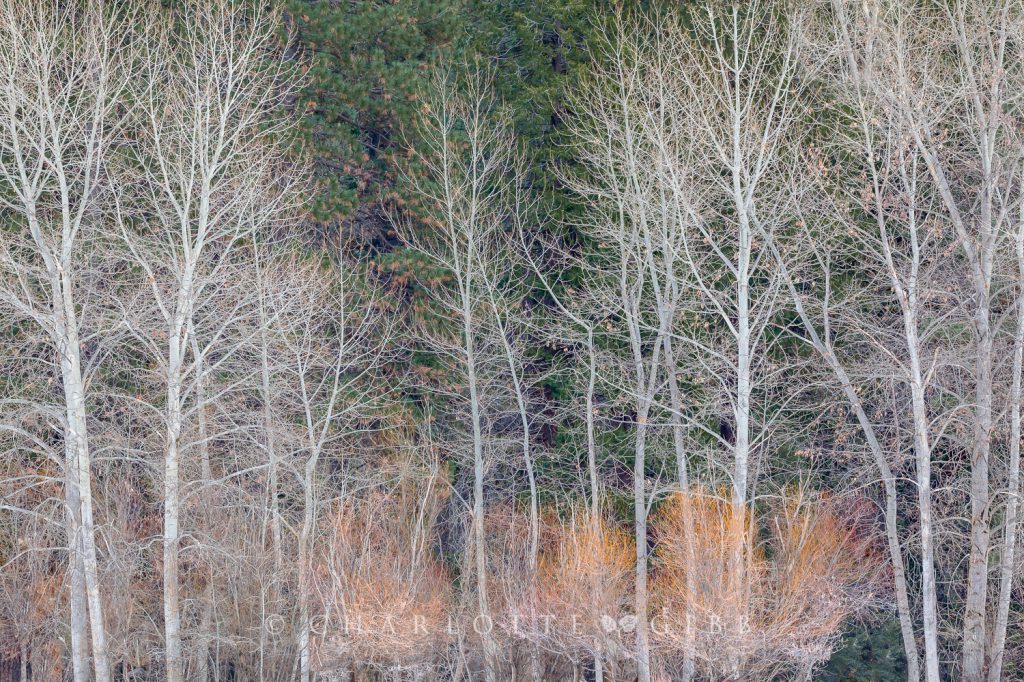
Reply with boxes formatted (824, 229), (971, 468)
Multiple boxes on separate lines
(0, 1), (1023, 681)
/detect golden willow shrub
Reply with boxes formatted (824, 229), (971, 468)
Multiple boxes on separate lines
(534, 510), (636, 668)
(310, 490), (451, 676)
(487, 503), (630, 667)
(651, 489), (885, 679)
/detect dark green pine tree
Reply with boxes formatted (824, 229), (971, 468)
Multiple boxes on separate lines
(284, 0), (461, 249)
(465, 0), (598, 224)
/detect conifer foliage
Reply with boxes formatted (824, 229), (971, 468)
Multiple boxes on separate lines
(1, 1), (1023, 681)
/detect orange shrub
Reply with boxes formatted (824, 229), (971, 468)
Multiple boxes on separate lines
(529, 509), (635, 665)
(651, 488), (884, 678)
(766, 492), (886, 666)
(311, 492), (452, 675)
(650, 490), (768, 674)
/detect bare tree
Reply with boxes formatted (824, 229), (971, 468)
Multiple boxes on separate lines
(120, 3), (299, 679)
(6, 0), (1020, 678)
(990, 201), (1024, 681)
(397, 64), (523, 682)
(558, 6), (805, 678)
(261, 253), (389, 682)
(804, 2), (1024, 678)
(558, 20), (674, 678)
(0, 2), (144, 678)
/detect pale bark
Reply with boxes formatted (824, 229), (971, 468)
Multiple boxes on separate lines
(65, 476), (90, 682)
(190, 339), (214, 682)
(852, 2), (1018, 674)
(987, 210), (1024, 682)
(874, 152), (940, 682)
(466, 322), (497, 682)
(128, 5), (298, 677)
(662, 335), (695, 682)
(398, 66), (516, 682)
(162, 314), (186, 682)
(61, 315), (111, 682)
(259, 306), (284, 574)
(484, 280), (539, 569)
(0, 2), (127, 676)
(767, 236), (921, 680)
(298, 460), (317, 682)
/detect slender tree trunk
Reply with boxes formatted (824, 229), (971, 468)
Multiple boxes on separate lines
(67, 369), (109, 682)
(633, 402), (651, 682)
(963, 299), (993, 682)
(625, 302), (668, 682)
(65, 450), (90, 682)
(57, 279), (110, 682)
(962, 119), (999, 679)
(585, 328), (599, 516)
(163, 324), (185, 682)
(662, 335), (695, 682)
(500, 344), (541, 679)
(910, 381), (941, 681)
(257, 278), (283, 571)
(193, 349), (213, 682)
(987, 221), (1024, 682)
(465, 319), (497, 682)
(882, 183), (940, 680)
(496, 322), (538, 567)
(767, 238), (922, 680)
(734, 275), (751, 509)
(905, 327), (941, 682)
(729, 144), (753, 680)
(298, 466), (316, 682)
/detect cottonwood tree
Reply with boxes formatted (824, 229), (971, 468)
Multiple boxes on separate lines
(790, 21), (943, 678)
(790, 2), (1024, 679)
(118, 3), (300, 679)
(480, 221), (541, 575)
(249, 249), (391, 681)
(649, 2), (805, 624)
(864, 5), (1024, 679)
(397, 64), (523, 682)
(557, 5), (805, 678)
(558, 21), (676, 678)
(0, 2), (143, 679)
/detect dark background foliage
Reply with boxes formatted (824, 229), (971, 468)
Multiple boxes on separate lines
(281, 1), (908, 676)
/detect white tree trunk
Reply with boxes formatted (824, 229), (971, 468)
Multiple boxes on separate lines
(299, 468), (316, 682)
(464, 316), (497, 682)
(987, 218), (1024, 682)
(891, 204), (940, 679)
(767, 238), (922, 680)
(256, 272), (284, 572)
(65, 464), (90, 682)
(908, 361), (941, 682)
(662, 336), (695, 682)
(163, 319), (186, 682)
(632, 406), (651, 682)
(56, 276), (111, 682)
(585, 329), (599, 516)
